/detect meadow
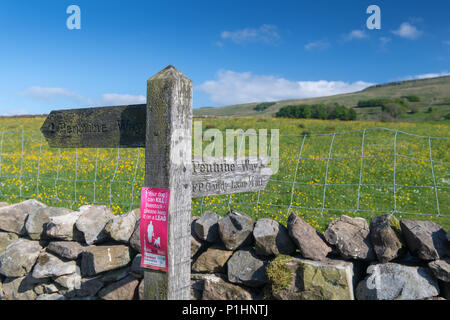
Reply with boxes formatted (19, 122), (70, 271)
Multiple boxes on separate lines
(0, 116), (448, 231)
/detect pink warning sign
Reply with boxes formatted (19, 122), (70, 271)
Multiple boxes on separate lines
(140, 187), (170, 272)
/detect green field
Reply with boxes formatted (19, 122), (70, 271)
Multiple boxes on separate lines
(194, 75), (450, 122)
(0, 117), (448, 231)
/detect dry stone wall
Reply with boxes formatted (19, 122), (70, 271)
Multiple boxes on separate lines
(0, 199), (449, 300)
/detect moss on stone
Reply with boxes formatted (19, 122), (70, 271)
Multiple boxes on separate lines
(266, 254), (293, 296)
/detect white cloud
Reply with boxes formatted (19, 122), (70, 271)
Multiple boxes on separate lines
(2, 109), (30, 116)
(443, 40), (450, 45)
(344, 30), (367, 41)
(197, 70), (374, 106)
(400, 71), (450, 81)
(392, 22), (422, 39)
(304, 40), (330, 51)
(21, 86), (80, 100)
(21, 85), (145, 106)
(99, 93), (146, 105)
(220, 24), (280, 45)
(380, 37), (391, 45)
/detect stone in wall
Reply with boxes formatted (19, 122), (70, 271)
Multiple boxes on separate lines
(218, 211), (254, 250)
(80, 245), (132, 277)
(0, 239), (42, 278)
(25, 207), (73, 240)
(400, 219), (448, 260)
(192, 246), (234, 273)
(194, 211), (221, 243)
(428, 259), (450, 282)
(227, 249), (268, 288)
(369, 215), (403, 263)
(0, 275), (37, 300)
(356, 263), (439, 300)
(98, 275), (139, 300)
(287, 213), (331, 261)
(324, 215), (376, 261)
(202, 276), (253, 300)
(47, 241), (86, 260)
(32, 252), (77, 279)
(266, 255), (354, 300)
(105, 208), (139, 243)
(75, 205), (115, 245)
(254, 218), (295, 256)
(0, 232), (18, 255)
(0, 199), (46, 235)
(46, 210), (83, 241)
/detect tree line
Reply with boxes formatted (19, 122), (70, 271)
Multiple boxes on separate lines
(275, 103), (357, 121)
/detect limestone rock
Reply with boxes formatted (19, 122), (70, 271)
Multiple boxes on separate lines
(0, 199), (46, 235)
(0, 232), (18, 255)
(356, 263), (439, 300)
(25, 206), (73, 240)
(0, 239), (42, 277)
(47, 241), (85, 260)
(36, 293), (65, 300)
(191, 216), (204, 258)
(370, 215), (403, 263)
(253, 218), (295, 256)
(218, 211), (254, 250)
(75, 205), (114, 245)
(54, 267), (82, 292)
(77, 277), (104, 297)
(105, 208), (139, 243)
(0, 276), (37, 300)
(227, 249), (268, 287)
(129, 221), (141, 252)
(400, 219), (448, 260)
(267, 255), (354, 300)
(202, 276), (253, 300)
(192, 246), (233, 273)
(100, 267), (131, 283)
(81, 245), (132, 276)
(194, 211), (220, 243)
(428, 259), (450, 282)
(287, 213), (331, 260)
(98, 275), (139, 300)
(324, 215), (376, 261)
(32, 252), (77, 279)
(46, 210), (83, 241)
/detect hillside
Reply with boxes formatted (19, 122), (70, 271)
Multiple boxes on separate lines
(194, 75), (450, 122)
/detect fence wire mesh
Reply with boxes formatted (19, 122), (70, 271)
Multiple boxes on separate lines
(0, 128), (448, 228)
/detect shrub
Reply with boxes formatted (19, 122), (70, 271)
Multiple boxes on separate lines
(402, 95), (421, 102)
(254, 102), (275, 112)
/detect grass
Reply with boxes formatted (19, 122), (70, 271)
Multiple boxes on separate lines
(0, 116), (448, 231)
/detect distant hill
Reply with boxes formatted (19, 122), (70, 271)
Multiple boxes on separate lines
(194, 75), (450, 122)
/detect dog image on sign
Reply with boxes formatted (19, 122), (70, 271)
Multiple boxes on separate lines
(153, 237), (161, 248)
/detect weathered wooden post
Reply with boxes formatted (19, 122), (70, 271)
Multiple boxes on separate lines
(143, 66), (193, 300)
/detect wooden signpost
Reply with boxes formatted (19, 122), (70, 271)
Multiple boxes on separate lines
(40, 65), (273, 300)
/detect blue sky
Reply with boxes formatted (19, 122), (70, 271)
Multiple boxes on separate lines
(0, 0), (449, 115)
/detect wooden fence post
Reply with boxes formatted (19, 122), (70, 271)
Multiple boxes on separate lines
(143, 65), (193, 300)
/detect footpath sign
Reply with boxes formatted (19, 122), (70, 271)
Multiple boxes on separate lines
(40, 65), (273, 300)
(140, 187), (170, 272)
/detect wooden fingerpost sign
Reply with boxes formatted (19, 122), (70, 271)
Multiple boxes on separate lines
(142, 66), (192, 300)
(40, 65), (274, 300)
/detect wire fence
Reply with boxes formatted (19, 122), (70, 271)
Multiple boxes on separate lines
(0, 127), (448, 225)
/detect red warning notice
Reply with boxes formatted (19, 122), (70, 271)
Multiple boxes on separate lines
(140, 187), (170, 272)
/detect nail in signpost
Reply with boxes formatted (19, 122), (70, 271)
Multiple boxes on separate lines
(40, 65), (273, 300)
